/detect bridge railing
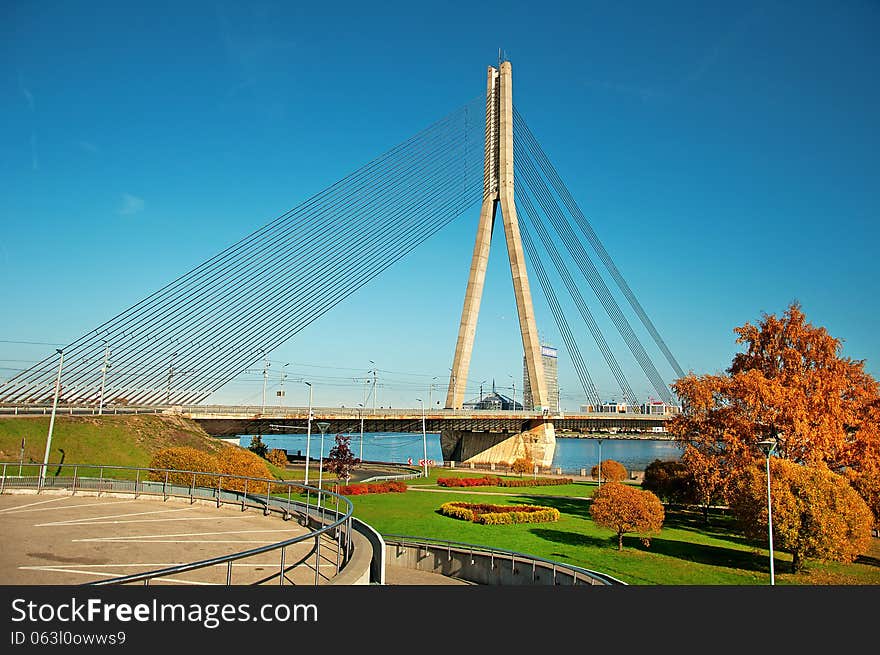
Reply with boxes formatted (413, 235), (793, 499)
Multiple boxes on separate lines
(383, 534), (626, 585)
(0, 461), (356, 586)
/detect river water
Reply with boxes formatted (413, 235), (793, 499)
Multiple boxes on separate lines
(240, 432), (684, 474)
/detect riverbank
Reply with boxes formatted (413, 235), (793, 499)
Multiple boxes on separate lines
(556, 431), (676, 441)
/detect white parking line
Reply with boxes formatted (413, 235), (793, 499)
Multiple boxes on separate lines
(36, 506), (197, 527)
(72, 527), (300, 541)
(0, 497), (73, 513)
(38, 515), (258, 526)
(2, 499), (139, 514)
(17, 566), (216, 585)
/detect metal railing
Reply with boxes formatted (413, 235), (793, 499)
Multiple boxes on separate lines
(383, 534), (626, 585)
(0, 461), (354, 586)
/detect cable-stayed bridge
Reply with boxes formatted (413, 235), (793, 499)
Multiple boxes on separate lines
(1, 61), (683, 467)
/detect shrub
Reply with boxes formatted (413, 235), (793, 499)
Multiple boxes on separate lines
(325, 435), (361, 484)
(510, 457), (534, 475)
(591, 459), (627, 483)
(439, 502), (560, 525)
(217, 446), (274, 492)
(498, 477), (573, 488)
(730, 459), (873, 573)
(642, 459), (696, 503)
(437, 476), (501, 488)
(266, 449), (289, 468)
(590, 482), (665, 550)
(148, 447), (220, 487)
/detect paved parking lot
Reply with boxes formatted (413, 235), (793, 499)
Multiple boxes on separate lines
(0, 491), (342, 585)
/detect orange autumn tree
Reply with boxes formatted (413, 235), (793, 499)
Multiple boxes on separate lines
(730, 458), (873, 573)
(590, 482), (665, 551)
(670, 303), (880, 523)
(590, 459), (628, 483)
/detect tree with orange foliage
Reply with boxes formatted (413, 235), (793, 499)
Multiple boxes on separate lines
(590, 459), (627, 483)
(266, 448), (289, 468)
(670, 303), (880, 525)
(730, 458), (872, 573)
(590, 482), (665, 551)
(510, 457), (534, 476)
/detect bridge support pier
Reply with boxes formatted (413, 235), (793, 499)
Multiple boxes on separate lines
(440, 420), (555, 469)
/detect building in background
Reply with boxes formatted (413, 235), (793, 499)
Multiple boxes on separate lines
(462, 380), (521, 411)
(523, 344), (559, 411)
(641, 399), (682, 415)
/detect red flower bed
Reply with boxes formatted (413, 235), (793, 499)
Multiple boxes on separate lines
(437, 476), (502, 487)
(337, 480), (407, 495)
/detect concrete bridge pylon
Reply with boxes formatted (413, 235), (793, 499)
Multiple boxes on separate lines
(444, 60), (555, 468)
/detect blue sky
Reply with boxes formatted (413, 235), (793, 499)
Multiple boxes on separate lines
(1, 1), (878, 409)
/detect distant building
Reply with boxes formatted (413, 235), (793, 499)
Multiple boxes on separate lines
(463, 380), (521, 411)
(641, 400), (681, 416)
(523, 344), (559, 411)
(596, 401), (630, 414)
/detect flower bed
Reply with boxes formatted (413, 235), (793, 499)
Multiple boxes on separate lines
(336, 481), (407, 495)
(436, 475), (573, 488)
(439, 501), (560, 525)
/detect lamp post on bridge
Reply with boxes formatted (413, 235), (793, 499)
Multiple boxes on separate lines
(508, 375), (516, 414)
(97, 341), (110, 415)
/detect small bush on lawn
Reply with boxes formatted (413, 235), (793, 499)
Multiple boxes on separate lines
(439, 501), (560, 524)
(266, 449), (289, 468)
(337, 480), (407, 496)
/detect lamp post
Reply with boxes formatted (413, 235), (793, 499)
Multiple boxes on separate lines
(596, 438), (603, 488)
(357, 403), (365, 462)
(97, 342), (110, 415)
(316, 421), (331, 491)
(416, 398), (428, 478)
(449, 368), (457, 413)
(260, 356), (270, 414)
(757, 431), (780, 586)
(508, 375), (516, 413)
(303, 381), (313, 486)
(40, 349), (64, 489)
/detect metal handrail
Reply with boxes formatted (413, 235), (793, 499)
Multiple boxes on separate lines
(383, 533), (627, 585)
(0, 461), (354, 586)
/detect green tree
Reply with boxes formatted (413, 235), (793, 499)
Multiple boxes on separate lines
(248, 435), (268, 458)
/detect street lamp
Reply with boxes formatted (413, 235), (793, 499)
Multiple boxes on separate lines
(316, 421), (331, 490)
(97, 341), (110, 416)
(508, 375), (516, 414)
(596, 437), (603, 488)
(416, 398), (428, 478)
(757, 430), (780, 586)
(357, 403), (365, 462)
(303, 381), (313, 486)
(39, 349), (64, 489)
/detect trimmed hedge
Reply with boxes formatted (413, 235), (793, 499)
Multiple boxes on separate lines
(437, 475), (572, 488)
(439, 501), (560, 525)
(499, 477), (573, 487)
(437, 476), (501, 487)
(337, 480), (407, 496)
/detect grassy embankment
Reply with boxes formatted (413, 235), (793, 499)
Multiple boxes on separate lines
(346, 467), (880, 586)
(0, 415), (292, 480)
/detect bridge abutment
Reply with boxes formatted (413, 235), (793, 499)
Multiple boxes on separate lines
(440, 420), (555, 469)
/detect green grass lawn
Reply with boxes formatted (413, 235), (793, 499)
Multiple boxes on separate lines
(0, 415), (294, 480)
(348, 481), (880, 585)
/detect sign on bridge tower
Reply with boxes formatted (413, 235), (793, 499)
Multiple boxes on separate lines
(446, 61), (550, 412)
